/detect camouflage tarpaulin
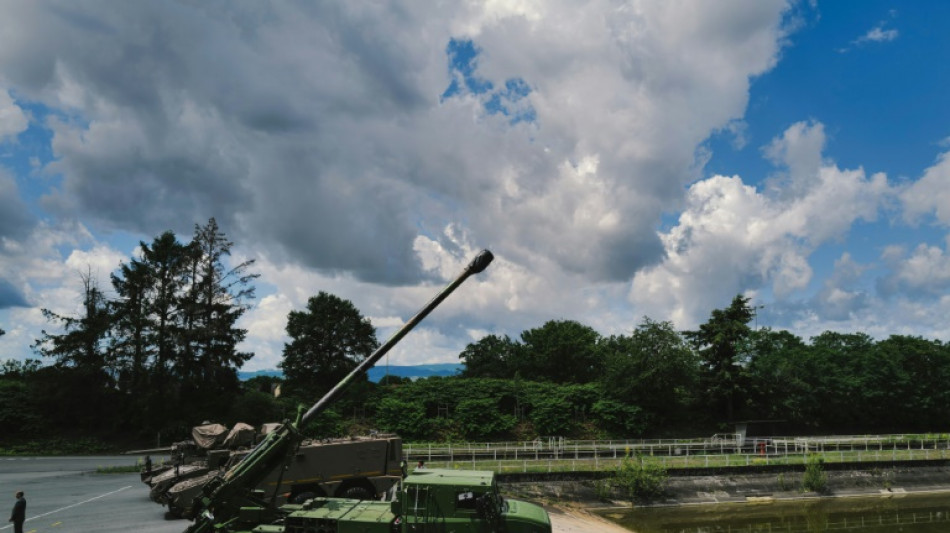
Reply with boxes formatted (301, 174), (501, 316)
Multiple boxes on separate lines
(223, 422), (256, 448)
(192, 423), (229, 450)
(259, 423), (281, 435)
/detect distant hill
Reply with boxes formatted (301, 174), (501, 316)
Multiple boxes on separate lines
(238, 369), (283, 381)
(367, 363), (462, 382)
(239, 363), (462, 383)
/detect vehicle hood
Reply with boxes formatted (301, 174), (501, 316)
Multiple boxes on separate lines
(504, 499), (552, 532)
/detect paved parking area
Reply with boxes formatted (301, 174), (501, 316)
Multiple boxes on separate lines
(0, 455), (183, 533)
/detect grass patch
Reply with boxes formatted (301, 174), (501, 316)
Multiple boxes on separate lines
(0, 437), (113, 456)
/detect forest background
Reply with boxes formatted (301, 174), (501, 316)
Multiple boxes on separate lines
(2, 222), (949, 453)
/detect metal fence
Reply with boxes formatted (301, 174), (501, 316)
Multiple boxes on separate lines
(402, 433), (950, 473)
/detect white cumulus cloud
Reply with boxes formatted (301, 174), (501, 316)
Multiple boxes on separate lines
(631, 121), (893, 327)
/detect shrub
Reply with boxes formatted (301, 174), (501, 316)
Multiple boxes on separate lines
(374, 397), (430, 440)
(590, 399), (648, 436)
(455, 398), (517, 440)
(802, 454), (827, 493)
(611, 453), (667, 502)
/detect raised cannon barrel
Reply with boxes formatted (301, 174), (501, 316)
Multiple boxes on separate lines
(185, 250), (494, 532)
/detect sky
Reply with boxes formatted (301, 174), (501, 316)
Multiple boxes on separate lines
(2, 1), (950, 372)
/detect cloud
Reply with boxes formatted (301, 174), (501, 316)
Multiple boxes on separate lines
(878, 242), (950, 299)
(901, 150), (950, 225)
(0, 169), (36, 241)
(762, 120), (826, 197)
(810, 253), (870, 321)
(0, 278), (27, 309)
(0, 0), (793, 288)
(14, 1), (910, 369)
(3, 1), (949, 373)
(630, 121), (892, 327)
(854, 24), (899, 45)
(839, 13), (899, 53)
(0, 89), (29, 140)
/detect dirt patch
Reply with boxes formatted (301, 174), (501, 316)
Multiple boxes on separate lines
(546, 505), (632, 533)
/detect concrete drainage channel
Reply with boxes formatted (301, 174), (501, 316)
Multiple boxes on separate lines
(499, 460), (950, 508)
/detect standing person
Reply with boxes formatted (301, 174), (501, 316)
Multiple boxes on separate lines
(9, 491), (25, 533)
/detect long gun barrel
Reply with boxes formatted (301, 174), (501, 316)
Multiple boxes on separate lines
(185, 250), (494, 532)
(300, 249), (493, 424)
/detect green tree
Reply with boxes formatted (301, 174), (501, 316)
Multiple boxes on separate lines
(0, 359), (44, 437)
(280, 292), (379, 400)
(591, 399), (647, 436)
(686, 294), (754, 421)
(182, 218), (258, 376)
(600, 317), (698, 427)
(140, 231), (191, 378)
(524, 382), (599, 436)
(375, 397), (430, 440)
(108, 222), (258, 430)
(109, 231), (192, 430)
(0, 359), (42, 377)
(227, 388), (284, 427)
(31, 270), (122, 431)
(865, 335), (950, 430)
(111, 256), (153, 399)
(33, 269), (114, 374)
(808, 331), (874, 429)
(516, 320), (604, 383)
(176, 218), (258, 417)
(455, 397), (517, 440)
(745, 329), (815, 426)
(458, 334), (518, 378)
(377, 374), (411, 386)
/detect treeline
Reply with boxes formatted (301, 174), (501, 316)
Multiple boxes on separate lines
(370, 300), (950, 440)
(3, 225), (950, 447)
(0, 218), (262, 445)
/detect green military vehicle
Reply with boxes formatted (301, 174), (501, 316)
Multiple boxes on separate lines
(161, 433), (403, 517)
(247, 469), (550, 533)
(180, 250), (552, 533)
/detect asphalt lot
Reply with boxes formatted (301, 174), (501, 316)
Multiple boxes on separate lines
(0, 455), (185, 533)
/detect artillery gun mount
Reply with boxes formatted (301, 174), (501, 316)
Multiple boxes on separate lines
(173, 250), (551, 532)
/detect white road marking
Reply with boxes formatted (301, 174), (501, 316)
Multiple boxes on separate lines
(0, 486), (132, 530)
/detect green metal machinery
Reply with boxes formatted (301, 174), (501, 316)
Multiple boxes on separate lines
(182, 250), (552, 533)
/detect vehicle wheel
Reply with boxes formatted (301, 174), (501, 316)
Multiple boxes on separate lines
(291, 491), (316, 504)
(340, 485), (373, 500)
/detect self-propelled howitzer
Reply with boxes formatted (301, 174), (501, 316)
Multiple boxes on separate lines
(185, 250), (529, 533)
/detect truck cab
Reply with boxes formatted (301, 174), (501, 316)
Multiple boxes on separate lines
(395, 469), (550, 532)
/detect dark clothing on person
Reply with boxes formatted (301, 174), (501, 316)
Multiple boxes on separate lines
(9, 494), (26, 533)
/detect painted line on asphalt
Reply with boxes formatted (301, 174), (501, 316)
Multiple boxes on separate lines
(0, 486), (132, 530)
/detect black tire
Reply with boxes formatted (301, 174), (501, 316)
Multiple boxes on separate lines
(340, 485), (373, 500)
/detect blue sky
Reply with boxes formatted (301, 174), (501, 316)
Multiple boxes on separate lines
(702, 1), (950, 322)
(2, 1), (950, 371)
(710, 2), (949, 180)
